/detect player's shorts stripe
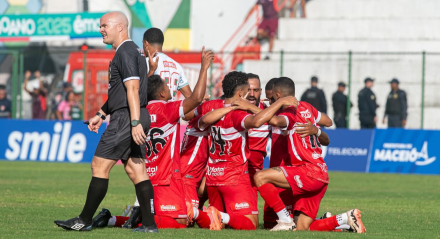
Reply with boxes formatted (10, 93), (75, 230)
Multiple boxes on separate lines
(122, 76), (140, 82)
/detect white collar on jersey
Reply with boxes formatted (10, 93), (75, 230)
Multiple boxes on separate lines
(148, 100), (167, 105)
(115, 39), (133, 52)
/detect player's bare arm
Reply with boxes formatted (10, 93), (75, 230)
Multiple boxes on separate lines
(295, 119), (330, 145)
(199, 106), (236, 130)
(146, 49), (158, 77)
(179, 85), (193, 98)
(235, 96), (297, 129)
(317, 112), (333, 127)
(125, 79), (146, 145)
(232, 98), (262, 114)
(182, 47), (214, 114)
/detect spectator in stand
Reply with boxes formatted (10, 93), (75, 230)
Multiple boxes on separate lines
(62, 82), (73, 99)
(301, 76), (327, 114)
(332, 82), (351, 128)
(57, 91), (82, 120)
(0, 84), (11, 118)
(358, 77), (378, 129)
(23, 70), (47, 119)
(383, 78), (407, 128)
(288, 0), (307, 18)
(246, 0), (280, 60)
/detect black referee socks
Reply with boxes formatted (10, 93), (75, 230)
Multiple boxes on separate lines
(135, 180), (156, 227)
(79, 177), (109, 223)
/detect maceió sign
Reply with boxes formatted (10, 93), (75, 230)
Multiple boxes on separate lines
(0, 12), (106, 39)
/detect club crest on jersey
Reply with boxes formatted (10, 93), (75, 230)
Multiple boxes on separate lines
(300, 109), (311, 119)
(160, 205), (179, 211)
(146, 166), (158, 177)
(294, 175), (303, 188)
(150, 114), (156, 123)
(232, 202), (250, 210)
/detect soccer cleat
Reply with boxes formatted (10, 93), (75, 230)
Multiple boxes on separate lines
(186, 201), (194, 224)
(132, 224), (159, 233)
(92, 208), (112, 228)
(206, 206), (222, 231)
(320, 211), (332, 219)
(270, 220), (296, 231)
(54, 216), (92, 231)
(346, 209), (366, 233)
(122, 206), (142, 229)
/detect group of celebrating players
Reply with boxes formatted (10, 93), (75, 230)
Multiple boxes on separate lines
(52, 11), (366, 234)
(87, 26), (367, 233)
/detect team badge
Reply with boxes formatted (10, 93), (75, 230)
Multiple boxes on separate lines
(370, 95), (375, 100)
(393, 93), (398, 99)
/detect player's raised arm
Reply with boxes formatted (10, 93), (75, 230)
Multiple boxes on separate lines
(198, 106), (236, 130)
(181, 47), (214, 114)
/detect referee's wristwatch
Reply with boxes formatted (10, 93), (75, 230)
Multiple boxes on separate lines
(131, 120), (140, 127)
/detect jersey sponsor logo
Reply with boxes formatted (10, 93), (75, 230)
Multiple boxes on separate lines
(159, 204), (180, 212)
(294, 175), (303, 188)
(146, 166), (158, 177)
(163, 61), (177, 69)
(206, 166), (225, 176)
(312, 151), (322, 159)
(374, 141), (436, 166)
(232, 202), (250, 210)
(299, 109), (311, 119)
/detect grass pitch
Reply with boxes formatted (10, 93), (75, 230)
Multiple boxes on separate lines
(0, 161), (439, 239)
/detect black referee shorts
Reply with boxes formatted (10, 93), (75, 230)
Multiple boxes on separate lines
(95, 107), (151, 160)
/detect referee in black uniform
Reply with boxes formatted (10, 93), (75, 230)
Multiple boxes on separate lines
(55, 12), (157, 233)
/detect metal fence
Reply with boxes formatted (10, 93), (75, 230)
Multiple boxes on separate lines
(0, 49), (438, 129)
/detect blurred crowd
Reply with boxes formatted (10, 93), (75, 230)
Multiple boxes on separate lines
(301, 76), (407, 128)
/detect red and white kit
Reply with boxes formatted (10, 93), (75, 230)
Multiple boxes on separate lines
(180, 115), (209, 208)
(145, 100), (187, 219)
(195, 100), (258, 216)
(278, 102), (329, 219)
(247, 102), (270, 184)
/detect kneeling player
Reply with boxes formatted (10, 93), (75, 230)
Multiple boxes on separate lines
(193, 72), (297, 231)
(92, 47), (213, 229)
(254, 77), (366, 233)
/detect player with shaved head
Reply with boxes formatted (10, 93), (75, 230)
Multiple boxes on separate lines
(54, 11), (158, 233)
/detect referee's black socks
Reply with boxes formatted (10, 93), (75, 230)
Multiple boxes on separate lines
(135, 180), (156, 227)
(79, 177), (109, 223)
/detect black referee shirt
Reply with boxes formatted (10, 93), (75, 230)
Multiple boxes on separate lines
(105, 40), (148, 114)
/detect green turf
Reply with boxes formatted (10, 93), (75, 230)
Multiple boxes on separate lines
(0, 161), (439, 239)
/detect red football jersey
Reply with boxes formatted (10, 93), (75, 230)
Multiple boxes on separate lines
(270, 109), (291, 167)
(145, 100), (184, 186)
(248, 102), (270, 155)
(180, 115), (209, 187)
(195, 100), (252, 186)
(279, 102), (329, 184)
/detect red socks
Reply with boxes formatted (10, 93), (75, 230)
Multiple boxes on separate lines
(258, 183), (286, 213)
(114, 216), (129, 227)
(228, 215), (256, 230)
(194, 210), (211, 229)
(309, 216), (339, 231)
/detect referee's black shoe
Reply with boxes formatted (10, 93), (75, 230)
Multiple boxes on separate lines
(122, 206), (141, 229)
(92, 208), (112, 228)
(133, 224), (159, 233)
(54, 216), (92, 231)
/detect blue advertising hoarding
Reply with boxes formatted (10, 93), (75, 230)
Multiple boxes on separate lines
(0, 120), (105, 164)
(322, 129), (373, 172)
(368, 129), (440, 175)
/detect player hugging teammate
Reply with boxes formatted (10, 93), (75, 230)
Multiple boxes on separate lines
(56, 12), (366, 234)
